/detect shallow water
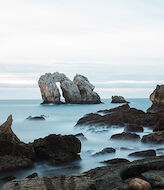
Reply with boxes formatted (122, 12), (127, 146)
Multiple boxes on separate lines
(0, 98), (162, 184)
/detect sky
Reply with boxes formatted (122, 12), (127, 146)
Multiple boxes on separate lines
(0, 0), (164, 99)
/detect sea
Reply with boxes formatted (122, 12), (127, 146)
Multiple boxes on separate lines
(0, 98), (162, 186)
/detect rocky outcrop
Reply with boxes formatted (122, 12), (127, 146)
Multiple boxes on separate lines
(3, 156), (164, 190)
(142, 131), (164, 144)
(38, 72), (101, 104)
(128, 150), (156, 158)
(111, 96), (129, 103)
(0, 115), (35, 171)
(147, 85), (164, 113)
(75, 104), (164, 130)
(103, 158), (130, 165)
(92, 147), (115, 156)
(33, 134), (81, 165)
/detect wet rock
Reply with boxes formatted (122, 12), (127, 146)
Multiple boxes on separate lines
(128, 178), (151, 190)
(110, 132), (140, 141)
(26, 115), (46, 120)
(75, 133), (87, 141)
(147, 85), (164, 113)
(0, 115), (34, 171)
(93, 148), (115, 156)
(3, 156), (164, 190)
(128, 150), (156, 158)
(111, 96), (129, 103)
(120, 147), (136, 151)
(33, 134), (81, 165)
(141, 170), (164, 188)
(38, 72), (101, 104)
(103, 158), (130, 165)
(153, 119), (164, 132)
(26, 173), (38, 179)
(142, 131), (164, 144)
(124, 124), (144, 133)
(75, 104), (163, 129)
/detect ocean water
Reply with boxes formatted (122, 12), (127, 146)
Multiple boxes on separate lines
(0, 98), (162, 183)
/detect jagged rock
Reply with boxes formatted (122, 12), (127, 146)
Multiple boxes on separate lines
(147, 85), (164, 113)
(128, 178), (151, 190)
(26, 173), (38, 179)
(110, 132), (140, 141)
(111, 96), (129, 103)
(128, 150), (156, 158)
(3, 156), (164, 190)
(38, 72), (101, 104)
(0, 115), (34, 171)
(92, 148), (115, 156)
(124, 124), (144, 133)
(142, 131), (164, 144)
(73, 74), (101, 104)
(33, 134), (81, 165)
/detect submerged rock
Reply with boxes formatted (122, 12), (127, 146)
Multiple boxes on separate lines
(26, 115), (46, 120)
(3, 156), (164, 190)
(103, 158), (130, 165)
(111, 96), (129, 103)
(38, 72), (101, 104)
(124, 124), (144, 133)
(128, 150), (156, 158)
(0, 115), (34, 171)
(33, 134), (81, 164)
(92, 148), (115, 156)
(147, 85), (164, 113)
(110, 132), (140, 141)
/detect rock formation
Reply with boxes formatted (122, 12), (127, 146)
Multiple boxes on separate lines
(147, 85), (164, 113)
(38, 72), (101, 104)
(0, 115), (35, 171)
(3, 155), (164, 190)
(111, 96), (129, 103)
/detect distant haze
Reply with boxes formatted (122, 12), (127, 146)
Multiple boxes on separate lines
(0, 0), (164, 99)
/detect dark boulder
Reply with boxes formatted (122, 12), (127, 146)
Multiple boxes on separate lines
(26, 115), (46, 120)
(153, 118), (164, 132)
(103, 158), (130, 165)
(92, 148), (115, 156)
(142, 131), (164, 144)
(124, 124), (143, 133)
(75, 133), (87, 140)
(128, 150), (156, 158)
(33, 134), (81, 164)
(26, 173), (38, 179)
(110, 132), (140, 141)
(111, 96), (129, 103)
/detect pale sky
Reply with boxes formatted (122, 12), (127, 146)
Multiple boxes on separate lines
(0, 0), (164, 99)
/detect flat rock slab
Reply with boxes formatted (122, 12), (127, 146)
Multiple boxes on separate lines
(141, 170), (164, 188)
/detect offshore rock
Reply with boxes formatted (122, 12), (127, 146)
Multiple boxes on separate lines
(38, 72), (101, 104)
(147, 85), (164, 113)
(111, 96), (129, 103)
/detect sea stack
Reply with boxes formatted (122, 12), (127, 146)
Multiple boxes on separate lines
(38, 72), (101, 104)
(147, 85), (164, 113)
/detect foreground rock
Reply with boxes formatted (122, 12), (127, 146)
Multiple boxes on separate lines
(92, 148), (115, 156)
(75, 104), (164, 129)
(147, 85), (164, 113)
(103, 158), (130, 165)
(3, 156), (164, 190)
(33, 134), (81, 164)
(0, 115), (34, 171)
(128, 150), (156, 158)
(111, 96), (129, 103)
(111, 132), (140, 141)
(142, 131), (164, 144)
(128, 178), (151, 190)
(38, 72), (101, 104)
